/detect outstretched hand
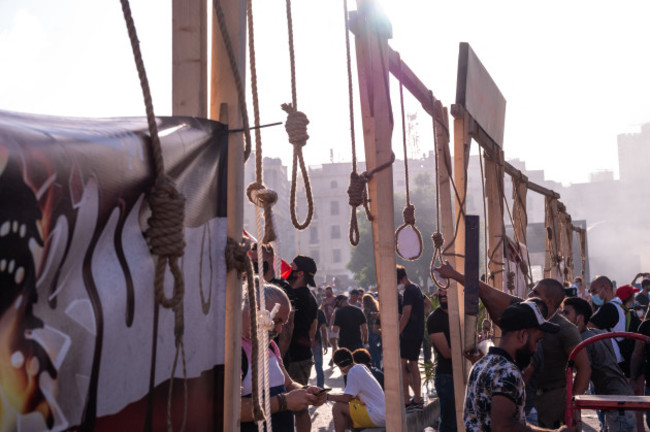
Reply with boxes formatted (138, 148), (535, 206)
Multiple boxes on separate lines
(435, 261), (460, 282)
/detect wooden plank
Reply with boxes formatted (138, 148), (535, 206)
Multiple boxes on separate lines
(484, 149), (506, 292)
(456, 43), (507, 147)
(434, 104), (466, 432)
(558, 204), (574, 281)
(172, 0), (207, 116)
(209, 1), (247, 430)
(352, 2), (406, 430)
(451, 100), (471, 432)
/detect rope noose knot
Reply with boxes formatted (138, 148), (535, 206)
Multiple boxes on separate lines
(225, 236), (252, 274)
(246, 182), (278, 244)
(432, 232), (445, 249)
(348, 171), (367, 207)
(403, 204), (416, 226)
(146, 176), (186, 257)
(258, 303), (281, 332)
(282, 103), (309, 147)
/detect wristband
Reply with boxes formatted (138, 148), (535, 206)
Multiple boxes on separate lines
(277, 393), (288, 412)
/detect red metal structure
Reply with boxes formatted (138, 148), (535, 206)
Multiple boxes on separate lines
(565, 331), (650, 428)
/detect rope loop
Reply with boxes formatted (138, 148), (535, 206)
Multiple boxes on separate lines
(146, 176), (187, 257)
(431, 232), (449, 289)
(403, 204), (416, 226)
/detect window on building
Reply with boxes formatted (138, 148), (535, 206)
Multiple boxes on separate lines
(333, 249), (341, 263)
(310, 250), (320, 262)
(310, 226), (319, 244)
(331, 225), (341, 239)
(331, 180), (338, 189)
(330, 200), (339, 216)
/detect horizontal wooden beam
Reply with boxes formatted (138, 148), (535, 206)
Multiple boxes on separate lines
(387, 47), (448, 130)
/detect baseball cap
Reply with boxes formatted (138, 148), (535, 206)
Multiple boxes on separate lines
(616, 284), (640, 302)
(292, 255), (317, 286)
(498, 301), (560, 334)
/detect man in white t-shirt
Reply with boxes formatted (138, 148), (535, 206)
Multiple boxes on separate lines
(328, 348), (385, 431)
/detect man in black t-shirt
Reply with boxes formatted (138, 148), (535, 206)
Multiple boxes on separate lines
(285, 255), (319, 432)
(397, 265), (426, 410)
(333, 295), (367, 351)
(427, 287), (456, 430)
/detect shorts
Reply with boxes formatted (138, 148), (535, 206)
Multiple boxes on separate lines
(328, 329), (339, 339)
(349, 399), (378, 429)
(287, 358), (313, 385)
(400, 337), (423, 361)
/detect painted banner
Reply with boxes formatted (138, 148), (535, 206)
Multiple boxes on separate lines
(0, 110), (228, 431)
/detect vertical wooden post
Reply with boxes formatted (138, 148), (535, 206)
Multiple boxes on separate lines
(209, 1), (247, 430)
(353, 1), (406, 430)
(172, 0), (207, 116)
(544, 197), (562, 281)
(484, 148), (505, 292)
(436, 104), (466, 432)
(512, 173), (528, 296)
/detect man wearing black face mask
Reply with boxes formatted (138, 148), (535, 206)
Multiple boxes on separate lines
(463, 301), (570, 432)
(426, 288), (456, 431)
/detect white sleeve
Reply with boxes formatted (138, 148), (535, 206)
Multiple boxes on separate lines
(343, 365), (362, 397)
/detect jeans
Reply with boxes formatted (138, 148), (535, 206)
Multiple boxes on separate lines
(435, 373), (457, 432)
(368, 331), (382, 369)
(604, 410), (636, 432)
(312, 343), (324, 388)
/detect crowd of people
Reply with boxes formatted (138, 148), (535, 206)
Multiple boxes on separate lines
(239, 242), (650, 432)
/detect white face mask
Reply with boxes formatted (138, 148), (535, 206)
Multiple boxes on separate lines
(397, 283), (405, 293)
(636, 310), (645, 319)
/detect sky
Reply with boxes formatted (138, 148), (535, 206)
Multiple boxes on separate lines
(1, 0), (650, 186)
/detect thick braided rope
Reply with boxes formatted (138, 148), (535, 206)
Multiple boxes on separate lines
(119, 1), (187, 430)
(255, 195), (272, 430)
(213, 0), (251, 161)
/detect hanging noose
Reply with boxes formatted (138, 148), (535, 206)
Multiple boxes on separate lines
(394, 70), (423, 260)
(428, 91), (449, 289)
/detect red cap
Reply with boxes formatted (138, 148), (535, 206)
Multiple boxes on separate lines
(616, 284), (640, 302)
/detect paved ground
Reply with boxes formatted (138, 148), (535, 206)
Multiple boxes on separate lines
(305, 349), (649, 431)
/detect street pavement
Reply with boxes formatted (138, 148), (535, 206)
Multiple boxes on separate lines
(304, 348), (648, 431)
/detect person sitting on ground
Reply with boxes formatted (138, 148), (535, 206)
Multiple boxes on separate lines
(240, 283), (326, 431)
(463, 300), (573, 432)
(328, 348), (385, 432)
(352, 348), (384, 389)
(562, 296), (637, 431)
